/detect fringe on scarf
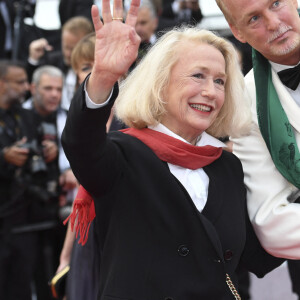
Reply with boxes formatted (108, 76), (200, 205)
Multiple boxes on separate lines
(64, 186), (95, 245)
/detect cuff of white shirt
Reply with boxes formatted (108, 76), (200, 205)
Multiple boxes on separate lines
(84, 75), (114, 109)
(28, 57), (40, 66)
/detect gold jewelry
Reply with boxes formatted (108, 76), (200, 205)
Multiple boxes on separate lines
(112, 17), (123, 21)
(226, 273), (241, 300)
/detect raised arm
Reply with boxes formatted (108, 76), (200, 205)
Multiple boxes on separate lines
(87, 0), (141, 103)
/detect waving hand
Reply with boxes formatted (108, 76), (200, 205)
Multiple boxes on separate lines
(87, 0), (141, 103)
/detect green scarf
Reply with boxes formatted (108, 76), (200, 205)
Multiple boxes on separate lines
(252, 48), (300, 189)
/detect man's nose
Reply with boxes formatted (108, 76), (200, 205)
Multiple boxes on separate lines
(265, 11), (281, 31)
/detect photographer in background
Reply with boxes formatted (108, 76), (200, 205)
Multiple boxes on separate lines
(0, 59), (36, 300)
(23, 65), (77, 300)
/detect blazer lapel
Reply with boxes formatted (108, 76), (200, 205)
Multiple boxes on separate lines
(171, 169), (225, 261)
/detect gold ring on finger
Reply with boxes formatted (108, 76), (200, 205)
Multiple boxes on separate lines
(112, 17), (123, 21)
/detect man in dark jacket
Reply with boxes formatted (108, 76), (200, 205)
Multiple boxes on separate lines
(23, 64), (77, 300)
(59, 0), (94, 25)
(0, 59), (37, 300)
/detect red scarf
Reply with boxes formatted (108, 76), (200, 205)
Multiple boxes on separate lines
(65, 128), (223, 245)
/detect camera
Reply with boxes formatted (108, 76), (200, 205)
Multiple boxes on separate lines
(19, 139), (47, 175)
(15, 122), (60, 204)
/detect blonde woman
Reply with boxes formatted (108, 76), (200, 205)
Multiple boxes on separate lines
(62, 1), (284, 299)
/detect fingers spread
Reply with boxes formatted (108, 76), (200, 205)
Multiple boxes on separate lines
(101, 0), (113, 23)
(113, 0), (123, 19)
(91, 5), (103, 31)
(126, 0), (140, 27)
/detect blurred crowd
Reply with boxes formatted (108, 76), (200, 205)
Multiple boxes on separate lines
(0, 1), (253, 300)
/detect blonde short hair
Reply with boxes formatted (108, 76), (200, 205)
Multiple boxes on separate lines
(62, 16), (94, 36)
(115, 27), (250, 138)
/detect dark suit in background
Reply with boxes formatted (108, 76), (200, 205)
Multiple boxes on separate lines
(0, 0), (15, 59)
(59, 0), (93, 25)
(26, 51), (68, 83)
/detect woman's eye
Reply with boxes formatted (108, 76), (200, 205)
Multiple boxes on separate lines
(215, 78), (225, 86)
(192, 73), (203, 79)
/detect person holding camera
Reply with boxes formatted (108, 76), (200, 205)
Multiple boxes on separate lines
(23, 64), (78, 300)
(0, 59), (37, 300)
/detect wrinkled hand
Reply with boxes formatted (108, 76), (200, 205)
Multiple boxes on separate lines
(29, 38), (53, 62)
(3, 137), (29, 167)
(87, 0), (141, 103)
(42, 140), (58, 163)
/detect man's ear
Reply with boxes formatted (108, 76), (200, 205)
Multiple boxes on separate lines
(229, 23), (247, 43)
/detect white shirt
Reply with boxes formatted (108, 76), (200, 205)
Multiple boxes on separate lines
(84, 84), (225, 212)
(61, 69), (77, 111)
(148, 123), (225, 212)
(34, 0), (61, 30)
(270, 61), (300, 107)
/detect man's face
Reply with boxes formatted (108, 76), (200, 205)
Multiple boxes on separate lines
(2, 67), (29, 106)
(225, 0), (300, 65)
(135, 8), (157, 43)
(32, 74), (63, 116)
(62, 30), (86, 66)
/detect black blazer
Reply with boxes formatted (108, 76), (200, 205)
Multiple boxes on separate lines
(59, 0), (93, 25)
(62, 83), (283, 300)
(0, 0), (15, 58)
(0, 106), (36, 226)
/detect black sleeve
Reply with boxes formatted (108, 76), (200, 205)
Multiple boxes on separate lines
(61, 79), (119, 197)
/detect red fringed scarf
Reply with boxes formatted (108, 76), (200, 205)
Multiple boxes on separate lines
(65, 128), (223, 245)
(63, 185), (95, 245)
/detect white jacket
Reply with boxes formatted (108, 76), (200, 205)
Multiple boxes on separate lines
(232, 67), (300, 259)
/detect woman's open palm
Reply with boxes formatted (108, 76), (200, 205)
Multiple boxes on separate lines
(91, 0), (141, 83)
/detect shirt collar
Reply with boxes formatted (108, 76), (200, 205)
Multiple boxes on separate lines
(270, 60), (300, 73)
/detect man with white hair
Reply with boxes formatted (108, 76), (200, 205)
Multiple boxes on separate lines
(216, 0), (300, 296)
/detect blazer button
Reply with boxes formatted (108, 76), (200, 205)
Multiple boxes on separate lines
(178, 245), (189, 257)
(224, 250), (233, 261)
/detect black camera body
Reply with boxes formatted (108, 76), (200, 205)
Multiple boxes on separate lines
(16, 122), (60, 204)
(19, 139), (47, 175)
